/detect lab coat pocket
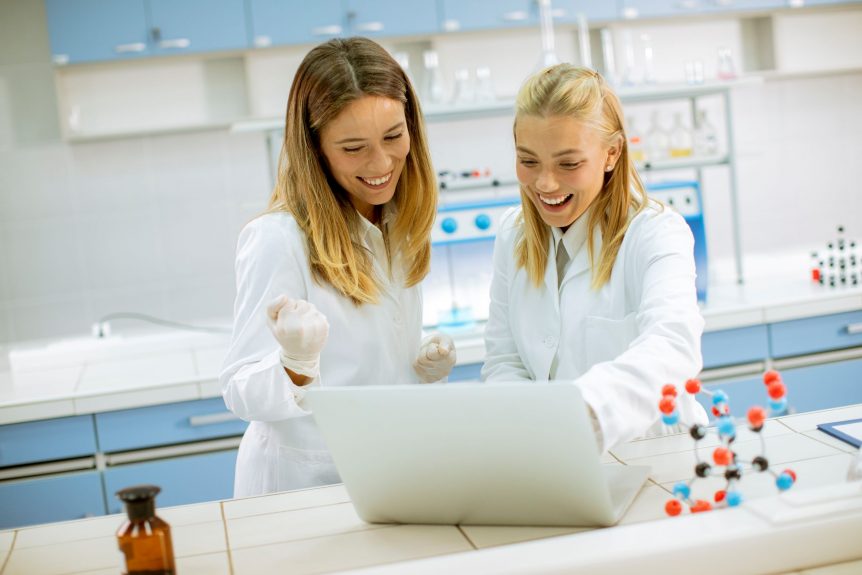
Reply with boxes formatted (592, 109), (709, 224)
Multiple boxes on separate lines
(584, 313), (638, 366)
(276, 445), (341, 492)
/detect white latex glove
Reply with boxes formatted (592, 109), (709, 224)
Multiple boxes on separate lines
(413, 333), (456, 383)
(266, 295), (329, 378)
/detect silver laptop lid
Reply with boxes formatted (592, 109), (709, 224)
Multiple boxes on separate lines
(307, 382), (648, 527)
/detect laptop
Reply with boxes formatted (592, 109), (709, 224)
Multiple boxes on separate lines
(306, 381), (650, 527)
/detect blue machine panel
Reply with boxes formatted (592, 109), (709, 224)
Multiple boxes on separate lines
(645, 181), (708, 302)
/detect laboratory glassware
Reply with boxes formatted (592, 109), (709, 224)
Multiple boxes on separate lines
(116, 485), (176, 575)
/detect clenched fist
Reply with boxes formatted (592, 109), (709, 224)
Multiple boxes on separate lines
(266, 295), (329, 378)
(413, 332), (457, 383)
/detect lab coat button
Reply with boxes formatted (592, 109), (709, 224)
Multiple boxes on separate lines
(543, 336), (557, 348)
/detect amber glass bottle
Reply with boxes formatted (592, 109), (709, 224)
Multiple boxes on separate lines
(116, 485), (176, 575)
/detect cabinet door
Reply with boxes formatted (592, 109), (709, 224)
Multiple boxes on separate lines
(769, 310), (862, 359)
(780, 357), (862, 413)
(45, 0), (151, 64)
(697, 375), (764, 417)
(346, 0), (440, 37)
(619, 0), (786, 18)
(702, 325), (769, 369)
(95, 397), (247, 453)
(149, 0), (249, 55)
(439, 0), (534, 32)
(0, 415), (97, 467)
(699, 357), (862, 417)
(248, 0), (345, 48)
(0, 471), (105, 529)
(551, 0), (619, 22)
(103, 450), (238, 513)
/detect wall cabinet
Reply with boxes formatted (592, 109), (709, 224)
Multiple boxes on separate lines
(45, 0), (248, 64)
(0, 397), (247, 529)
(248, 0), (346, 48)
(438, 0), (616, 33)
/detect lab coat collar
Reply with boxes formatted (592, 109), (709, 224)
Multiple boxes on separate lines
(549, 206), (594, 289)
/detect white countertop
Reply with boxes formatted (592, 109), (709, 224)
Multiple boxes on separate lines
(1, 404), (860, 574)
(1, 252), (860, 425)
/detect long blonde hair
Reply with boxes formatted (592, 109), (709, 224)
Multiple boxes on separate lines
(514, 64), (650, 288)
(268, 37), (437, 304)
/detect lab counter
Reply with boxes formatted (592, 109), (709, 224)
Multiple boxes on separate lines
(1, 404), (860, 575)
(1, 268), (861, 426)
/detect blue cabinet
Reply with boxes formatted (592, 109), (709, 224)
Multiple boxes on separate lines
(769, 310), (862, 359)
(103, 449), (238, 514)
(699, 357), (862, 418)
(95, 397), (247, 453)
(0, 471), (105, 529)
(551, 0), (619, 22)
(702, 325), (769, 369)
(346, 0), (440, 37)
(248, 0), (345, 48)
(46, 0), (151, 64)
(618, 0), (787, 19)
(0, 415), (97, 467)
(249, 0), (439, 49)
(148, 0), (248, 56)
(439, 0), (536, 32)
(45, 0), (249, 64)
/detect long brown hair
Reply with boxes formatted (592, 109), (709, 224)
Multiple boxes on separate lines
(268, 37), (437, 304)
(514, 64), (650, 288)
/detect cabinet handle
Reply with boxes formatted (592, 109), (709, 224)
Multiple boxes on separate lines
(188, 412), (240, 427)
(676, 0), (700, 8)
(114, 42), (146, 54)
(442, 19), (460, 32)
(502, 10), (529, 22)
(355, 21), (384, 33)
(159, 38), (191, 50)
(846, 323), (862, 335)
(551, 8), (567, 18)
(312, 24), (343, 36)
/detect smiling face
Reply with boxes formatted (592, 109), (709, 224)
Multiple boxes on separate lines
(515, 114), (620, 230)
(319, 95), (410, 222)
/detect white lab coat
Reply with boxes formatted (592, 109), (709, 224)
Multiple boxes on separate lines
(482, 203), (708, 451)
(221, 211), (422, 497)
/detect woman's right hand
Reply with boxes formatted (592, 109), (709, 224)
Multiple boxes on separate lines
(266, 295), (329, 379)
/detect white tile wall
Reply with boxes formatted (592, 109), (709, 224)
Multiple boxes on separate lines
(0, 6), (860, 346)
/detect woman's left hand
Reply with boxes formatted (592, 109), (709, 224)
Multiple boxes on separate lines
(414, 333), (457, 383)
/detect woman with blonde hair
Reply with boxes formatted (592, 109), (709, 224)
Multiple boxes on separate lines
(482, 64), (707, 451)
(221, 37), (456, 497)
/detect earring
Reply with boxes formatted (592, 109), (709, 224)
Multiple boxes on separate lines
(605, 165), (613, 172)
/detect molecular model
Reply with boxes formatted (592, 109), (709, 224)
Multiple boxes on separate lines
(810, 225), (859, 288)
(658, 369), (797, 516)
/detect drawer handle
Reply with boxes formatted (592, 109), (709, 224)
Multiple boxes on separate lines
(159, 38), (191, 50)
(312, 24), (343, 36)
(846, 323), (862, 335)
(114, 42), (146, 54)
(502, 10), (529, 22)
(188, 412), (240, 427)
(355, 21), (384, 33)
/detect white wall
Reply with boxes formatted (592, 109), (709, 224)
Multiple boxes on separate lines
(1, 2), (860, 344)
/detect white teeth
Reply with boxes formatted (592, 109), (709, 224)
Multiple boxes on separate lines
(360, 173), (392, 186)
(539, 194), (571, 206)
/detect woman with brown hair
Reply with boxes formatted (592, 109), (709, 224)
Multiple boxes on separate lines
(482, 64), (707, 452)
(221, 37), (455, 497)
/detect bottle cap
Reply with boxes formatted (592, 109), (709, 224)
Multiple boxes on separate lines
(116, 485), (161, 521)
